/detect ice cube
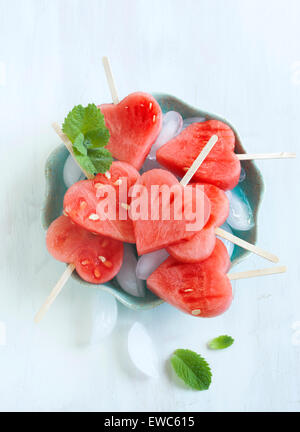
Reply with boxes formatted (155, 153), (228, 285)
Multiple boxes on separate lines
(226, 187), (254, 231)
(63, 154), (85, 188)
(90, 291), (118, 343)
(116, 244), (146, 297)
(128, 322), (159, 378)
(136, 249), (169, 280)
(182, 116), (206, 129)
(217, 222), (235, 258)
(148, 111), (183, 160)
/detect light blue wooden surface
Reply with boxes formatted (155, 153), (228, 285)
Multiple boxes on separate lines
(0, 0), (299, 412)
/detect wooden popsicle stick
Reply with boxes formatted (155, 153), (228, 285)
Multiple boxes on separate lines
(52, 122), (94, 180)
(34, 263), (75, 323)
(183, 152), (296, 172)
(228, 265), (286, 281)
(236, 152), (296, 160)
(180, 135), (218, 187)
(102, 56), (119, 105)
(215, 227), (279, 263)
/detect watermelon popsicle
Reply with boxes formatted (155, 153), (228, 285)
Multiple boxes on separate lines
(35, 214), (124, 324)
(63, 161), (140, 243)
(147, 239), (287, 318)
(147, 239), (232, 318)
(46, 215), (124, 284)
(131, 168), (211, 255)
(157, 120), (241, 190)
(100, 92), (162, 170)
(156, 119), (296, 190)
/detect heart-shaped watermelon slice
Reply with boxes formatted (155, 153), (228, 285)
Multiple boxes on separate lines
(132, 169), (211, 255)
(100, 92), (162, 170)
(167, 184), (229, 263)
(147, 239), (232, 318)
(46, 215), (123, 284)
(64, 161), (139, 243)
(156, 120), (241, 190)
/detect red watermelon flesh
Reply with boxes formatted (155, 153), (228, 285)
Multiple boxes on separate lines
(131, 169), (211, 255)
(156, 120), (241, 190)
(147, 239), (232, 318)
(64, 161), (139, 243)
(46, 215), (123, 284)
(167, 184), (229, 263)
(100, 92), (162, 170)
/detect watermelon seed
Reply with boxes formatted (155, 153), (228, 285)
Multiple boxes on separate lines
(184, 289), (193, 293)
(153, 115), (156, 123)
(88, 213), (100, 221)
(192, 309), (201, 316)
(81, 259), (90, 266)
(121, 203), (130, 210)
(95, 182), (105, 189)
(183, 167), (190, 172)
(149, 102), (152, 110)
(114, 178), (122, 186)
(80, 200), (87, 209)
(98, 256), (112, 268)
(101, 239), (108, 247)
(94, 268), (102, 278)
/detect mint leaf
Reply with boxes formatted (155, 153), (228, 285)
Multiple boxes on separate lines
(208, 335), (234, 350)
(89, 148), (113, 173)
(85, 128), (110, 149)
(171, 349), (212, 391)
(62, 104), (111, 175)
(73, 148), (97, 174)
(62, 105), (85, 141)
(73, 133), (87, 155)
(62, 104), (109, 146)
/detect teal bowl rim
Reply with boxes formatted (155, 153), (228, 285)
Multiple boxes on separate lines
(41, 93), (264, 310)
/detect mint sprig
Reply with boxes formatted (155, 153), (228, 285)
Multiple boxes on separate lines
(62, 104), (112, 174)
(171, 349), (212, 391)
(208, 335), (234, 350)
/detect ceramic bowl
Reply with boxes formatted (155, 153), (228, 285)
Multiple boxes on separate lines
(41, 93), (264, 310)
